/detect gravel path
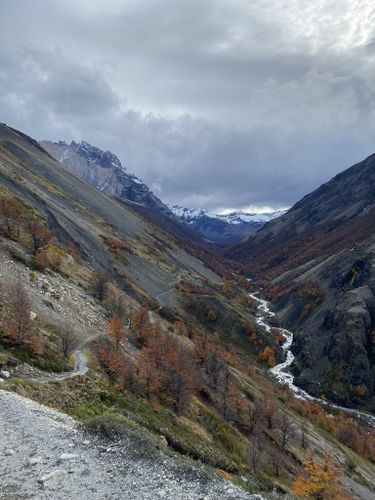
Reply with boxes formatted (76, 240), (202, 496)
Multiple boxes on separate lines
(30, 334), (102, 383)
(0, 390), (264, 500)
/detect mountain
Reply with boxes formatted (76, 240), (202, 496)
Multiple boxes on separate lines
(42, 140), (285, 246)
(169, 205), (286, 245)
(1, 123), (375, 498)
(227, 154), (375, 410)
(40, 140), (171, 215)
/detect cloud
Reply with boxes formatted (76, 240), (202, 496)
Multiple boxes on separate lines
(1, 0), (375, 211)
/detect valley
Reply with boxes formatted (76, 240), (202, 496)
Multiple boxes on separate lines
(0, 123), (375, 499)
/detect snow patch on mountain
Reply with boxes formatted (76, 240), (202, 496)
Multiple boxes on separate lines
(168, 205), (286, 226)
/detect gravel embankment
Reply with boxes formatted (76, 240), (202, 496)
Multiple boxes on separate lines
(0, 390), (264, 500)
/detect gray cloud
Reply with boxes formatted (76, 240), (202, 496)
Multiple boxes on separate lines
(1, 0), (375, 211)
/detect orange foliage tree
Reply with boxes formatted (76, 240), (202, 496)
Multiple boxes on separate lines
(292, 451), (351, 499)
(258, 346), (276, 367)
(106, 315), (126, 349)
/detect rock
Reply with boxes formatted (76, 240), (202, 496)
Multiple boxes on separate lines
(59, 453), (78, 461)
(0, 370), (10, 379)
(4, 448), (15, 456)
(158, 435), (168, 448)
(30, 311), (37, 321)
(28, 457), (42, 466)
(38, 470), (64, 484)
(81, 440), (91, 446)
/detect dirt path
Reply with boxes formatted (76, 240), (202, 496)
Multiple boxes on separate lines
(0, 390), (262, 500)
(31, 334), (102, 383)
(154, 274), (182, 311)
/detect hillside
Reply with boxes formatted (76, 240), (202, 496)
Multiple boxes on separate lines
(227, 154), (375, 411)
(1, 123), (375, 498)
(41, 139), (219, 250)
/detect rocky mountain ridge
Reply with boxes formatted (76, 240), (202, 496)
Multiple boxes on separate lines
(169, 205), (286, 245)
(41, 139), (171, 215)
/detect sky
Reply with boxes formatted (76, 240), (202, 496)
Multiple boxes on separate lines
(1, 0), (375, 212)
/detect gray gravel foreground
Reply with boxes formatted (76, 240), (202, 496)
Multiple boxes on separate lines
(0, 390), (265, 500)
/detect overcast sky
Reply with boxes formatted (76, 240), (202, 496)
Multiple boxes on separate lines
(1, 0), (375, 212)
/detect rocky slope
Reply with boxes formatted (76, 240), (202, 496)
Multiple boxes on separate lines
(40, 140), (221, 250)
(0, 390), (261, 500)
(170, 205), (286, 245)
(0, 125), (219, 302)
(227, 153), (375, 410)
(41, 139), (171, 215)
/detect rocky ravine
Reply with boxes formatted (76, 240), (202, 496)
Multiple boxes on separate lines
(0, 390), (264, 500)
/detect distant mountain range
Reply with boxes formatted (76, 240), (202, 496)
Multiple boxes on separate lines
(41, 139), (285, 245)
(169, 205), (286, 245)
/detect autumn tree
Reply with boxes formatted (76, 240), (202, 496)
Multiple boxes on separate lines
(132, 304), (153, 346)
(2, 279), (43, 355)
(193, 333), (209, 366)
(117, 355), (139, 395)
(106, 315), (126, 349)
(261, 399), (278, 430)
(247, 399), (265, 436)
(0, 196), (24, 239)
(276, 408), (295, 450)
(167, 346), (201, 415)
(206, 304), (218, 321)
(90, 269), (112, 301)
(138, 334), (200, 413)
(222, 279), (233, 298)
(3, 279), (33, 344)
(243, 321), (255, 336)
(103, 282), (128, 320)
(221, 375), (247, 424)
(138, 342), (163, 400)
(292, 451), (351, 499)
(258, 346), (276, 367)
(204, 348), (226, 391)
(27, 221), (52, 254)
(27, 331), (44, 356)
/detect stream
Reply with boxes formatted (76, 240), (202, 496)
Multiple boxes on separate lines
(249, 291), (375, 428)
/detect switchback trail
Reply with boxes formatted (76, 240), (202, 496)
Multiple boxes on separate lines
(154, 274), (182, 311)
(31, 333), (102, 383)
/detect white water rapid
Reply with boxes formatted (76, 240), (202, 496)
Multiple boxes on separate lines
(249, 291), (375, 428)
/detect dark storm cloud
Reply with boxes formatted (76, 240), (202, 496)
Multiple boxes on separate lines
(1, 0), (375, 211)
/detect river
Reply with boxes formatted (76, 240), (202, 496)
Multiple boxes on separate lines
(249, 291), (375, 428)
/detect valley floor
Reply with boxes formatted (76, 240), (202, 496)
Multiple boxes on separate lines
(0, 389), (264, 500)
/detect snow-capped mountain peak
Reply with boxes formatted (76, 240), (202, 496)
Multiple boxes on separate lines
(168, 205), (209, 223)
(168, 205), (286, 225)
(216, 209), (287, 225)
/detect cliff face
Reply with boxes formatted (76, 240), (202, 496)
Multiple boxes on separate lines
(40, 140), (170, 214)
(274, 238), (375, 409)
(227, 154), (375, 409)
